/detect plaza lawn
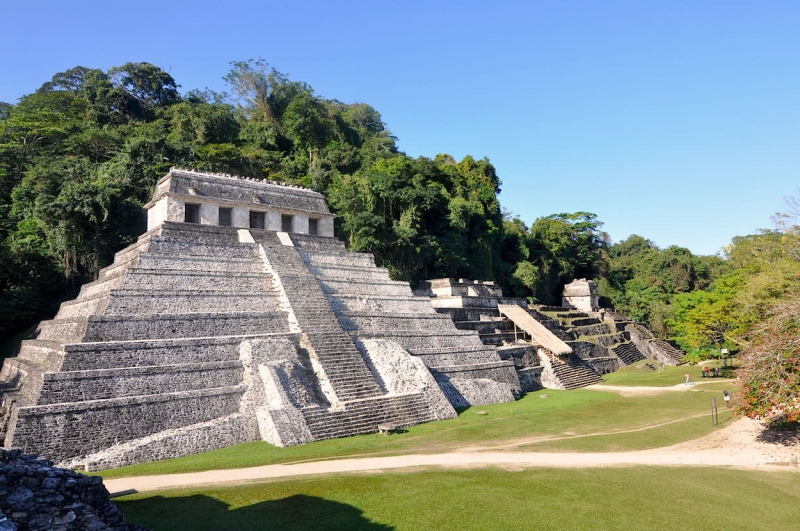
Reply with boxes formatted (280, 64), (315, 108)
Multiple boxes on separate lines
(600, 361), (737, 387)
(115, 467), (800, 531)
(98, 376), (734, 479)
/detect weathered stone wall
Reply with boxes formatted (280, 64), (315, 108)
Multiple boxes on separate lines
(11, 387), (245, 463)
(80, 312), (289, 342)
(583, 357), (621, 374)
(517, 366), (544, 392)
(356, 339), (456, 421)
(145, 169), (335, 236)
(538, 357), (565, 390)
(0, 172), (524, 469)
(434, 374), (516, 408)
(566, 341), (609, 359)
(562, 278), (599, 312)
(0, 449), (145, 530)
(238, 337), (316, 447)
(37, 362), (242, 404)
(67, 415), (255, 472)
(58, 336), (261, 371)
(415, 278), (503, 298)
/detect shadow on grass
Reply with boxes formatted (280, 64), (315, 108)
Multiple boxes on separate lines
(117, 493), (394, 531)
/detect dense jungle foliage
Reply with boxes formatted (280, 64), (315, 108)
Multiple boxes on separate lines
(0, 60), (612, 340)
(1, 60), (797, 421)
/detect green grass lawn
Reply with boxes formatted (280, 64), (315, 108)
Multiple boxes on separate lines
(106, 368), (797, 530)
(600, 361), (737, 387)
(98, 377), (735, 479)
(115, 467), (800, 531)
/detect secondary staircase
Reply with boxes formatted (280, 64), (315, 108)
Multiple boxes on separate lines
(548, 354), (603, 390)
(611, 342), (647, 365)
(649, 339), (686, 365)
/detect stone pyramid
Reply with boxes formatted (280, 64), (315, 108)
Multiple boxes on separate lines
(0, 169), (519, 470)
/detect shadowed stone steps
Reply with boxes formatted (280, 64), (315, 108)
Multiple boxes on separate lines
(292, 235), (520, 407)
(551, 355), (603, 390)
(612, 342), (647, 365)
(650, 339), (686, 364)
(300, 393), (436, 439)
(253, 232), (384, 403)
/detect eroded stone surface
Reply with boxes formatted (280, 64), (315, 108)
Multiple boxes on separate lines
(0, 449), (146, 531)
(0, 170), (521, 469)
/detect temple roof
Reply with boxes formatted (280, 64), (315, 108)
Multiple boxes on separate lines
(147, 168), (333, 216)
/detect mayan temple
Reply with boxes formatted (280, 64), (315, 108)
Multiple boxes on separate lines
(0, 169), (520, 470)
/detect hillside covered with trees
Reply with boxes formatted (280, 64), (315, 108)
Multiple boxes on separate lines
(0, 60), (615, 340)
(1, 60), (797, 422)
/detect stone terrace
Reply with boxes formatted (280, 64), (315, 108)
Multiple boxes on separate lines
(0, 170), (527, 469)
(291, 237), (520, 408)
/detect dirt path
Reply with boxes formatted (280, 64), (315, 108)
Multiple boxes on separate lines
(585, 380), (731, 396)
(104, 417), (799, 496)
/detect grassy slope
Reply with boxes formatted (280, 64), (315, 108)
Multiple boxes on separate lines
(98, 375), (734, 479)
(108, 369), (796, 530)
(116, 467), (800, 531)
(601, 361), (737, 387)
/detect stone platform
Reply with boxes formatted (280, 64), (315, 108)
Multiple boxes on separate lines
(0, 169), (520, 469)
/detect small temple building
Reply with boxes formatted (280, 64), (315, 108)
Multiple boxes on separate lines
(561, 278), (600, 313)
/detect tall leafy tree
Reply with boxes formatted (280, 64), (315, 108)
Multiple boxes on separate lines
(737, 294), (800, 423)
(522, 212), (608, 305)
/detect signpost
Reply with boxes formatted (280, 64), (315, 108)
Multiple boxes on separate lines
(711, 397), (718, 425)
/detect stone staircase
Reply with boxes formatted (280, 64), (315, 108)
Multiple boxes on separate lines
(649, 339), (686, 365)
(247, 231), (454, 444)
(549, 355), (604, 390)
(611, 342), (647, 365)
(290, 234), (520, 407)
(535, 307), (632, 373)
(300, 392), (436, 440)
(254, 231), (384, 403)
(621, 318), (686, 366)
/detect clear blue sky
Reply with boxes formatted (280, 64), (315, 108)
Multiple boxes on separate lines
(3, 1), (798, 255)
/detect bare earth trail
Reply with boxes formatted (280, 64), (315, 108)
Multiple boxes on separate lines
(105, 384), (799, 495)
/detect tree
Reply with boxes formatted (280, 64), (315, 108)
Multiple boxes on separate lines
(224, 59), (308, 123)
(737, 294), (800, 423)
(36, 66), (92, 95)
(600, 235), (723, 332)
(525, 212), (608, 304)
(669, 274), (742, 352)
(108, 62), (181, 113)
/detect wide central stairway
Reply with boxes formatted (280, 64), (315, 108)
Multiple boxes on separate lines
(284, 233), (520, 408)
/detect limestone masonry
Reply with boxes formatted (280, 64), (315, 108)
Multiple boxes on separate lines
(416, 277), (685, 392)
(0, 169), (520, 470)
(0, 169), (678, 470)
(561, 278), (599, 313)
(0, 449), (145, 530)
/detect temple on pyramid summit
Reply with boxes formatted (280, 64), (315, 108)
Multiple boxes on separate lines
(0, 168), (521, 470)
